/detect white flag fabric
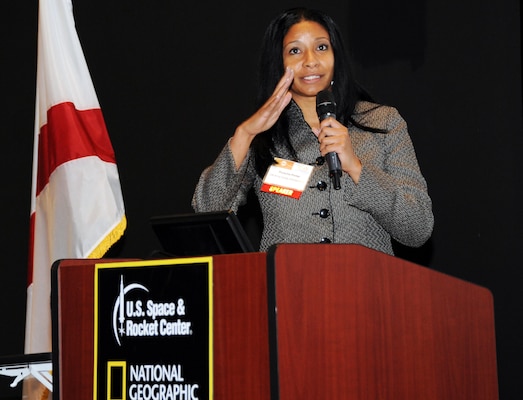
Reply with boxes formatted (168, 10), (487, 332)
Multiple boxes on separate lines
(26, 0), (126, 372)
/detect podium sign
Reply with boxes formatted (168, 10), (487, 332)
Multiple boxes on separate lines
(93, 258), (213, 400)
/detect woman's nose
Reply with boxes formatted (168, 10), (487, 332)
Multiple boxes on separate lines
(304, 50), (319, 67)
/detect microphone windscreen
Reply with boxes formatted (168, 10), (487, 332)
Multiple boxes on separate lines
(316, 90), (336, 121)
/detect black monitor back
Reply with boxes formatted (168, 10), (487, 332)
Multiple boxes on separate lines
(150, 210), (255, 257)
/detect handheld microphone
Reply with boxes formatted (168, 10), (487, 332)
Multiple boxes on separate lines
(316, 90), (342, 190)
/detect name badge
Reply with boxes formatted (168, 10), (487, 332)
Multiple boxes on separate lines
(260, 157), (313, 199)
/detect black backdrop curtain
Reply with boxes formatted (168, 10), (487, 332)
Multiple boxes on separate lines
(1, 0), (521, 398)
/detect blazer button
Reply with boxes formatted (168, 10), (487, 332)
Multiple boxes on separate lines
(312, 209), (330, 218)
(320, 237), (332, 244)
(310, 181), (328, 191)
(319, 208), (330, 218)
(316, 181), (327, 191)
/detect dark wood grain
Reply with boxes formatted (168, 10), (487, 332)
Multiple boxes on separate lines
(270, 244), (498, 399)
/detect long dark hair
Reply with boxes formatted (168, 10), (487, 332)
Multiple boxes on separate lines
(252, 7), (382, 177)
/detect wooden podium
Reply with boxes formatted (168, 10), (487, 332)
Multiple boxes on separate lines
(51, 244), (498, 399)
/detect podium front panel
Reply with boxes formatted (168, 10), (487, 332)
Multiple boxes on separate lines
(267, 244), (498, 400)
(52, 253), (270, 400)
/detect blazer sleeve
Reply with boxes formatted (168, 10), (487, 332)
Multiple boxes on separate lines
(192, 138), (256, 213)
(344, 106), (434, 247)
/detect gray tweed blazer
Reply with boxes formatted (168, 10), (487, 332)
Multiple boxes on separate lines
(192, 101), (434, 255)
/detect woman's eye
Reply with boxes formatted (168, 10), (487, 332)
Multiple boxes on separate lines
(318, 43), (329, 51)
(289, 48), (300, 55)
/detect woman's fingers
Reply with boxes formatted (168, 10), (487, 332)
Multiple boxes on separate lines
(242, 68), (294, 135)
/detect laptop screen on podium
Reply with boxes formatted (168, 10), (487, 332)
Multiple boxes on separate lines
(150, 210), (255, 257)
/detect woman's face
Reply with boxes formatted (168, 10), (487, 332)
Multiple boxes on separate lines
(282, 20), (335, 103)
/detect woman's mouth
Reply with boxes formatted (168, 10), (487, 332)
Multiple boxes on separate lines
(302, 75), (321, 82)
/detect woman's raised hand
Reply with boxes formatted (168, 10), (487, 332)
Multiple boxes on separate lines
(230, 68), (294, 168)
(239, 67), (294, 138)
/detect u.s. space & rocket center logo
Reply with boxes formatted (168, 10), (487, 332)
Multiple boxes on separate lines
(94, 258), (213, 400)
(112, 275), (193, 346)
